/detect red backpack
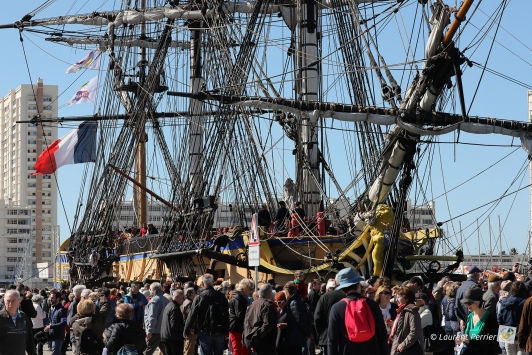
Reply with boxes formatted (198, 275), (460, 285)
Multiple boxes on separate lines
(342, 297), (376, 342)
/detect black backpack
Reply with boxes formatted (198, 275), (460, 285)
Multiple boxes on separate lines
(73, 320), (101, 355)
(423, 324), (447, 352)
(207, 291), (229, 335)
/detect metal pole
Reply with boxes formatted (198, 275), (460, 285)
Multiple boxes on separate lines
(254, 266), (258, 291)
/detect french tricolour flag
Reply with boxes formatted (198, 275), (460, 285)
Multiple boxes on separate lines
(33, 121), (97, 175)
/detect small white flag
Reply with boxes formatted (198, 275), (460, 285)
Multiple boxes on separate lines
(66, 50), (101, 74)
(66, 76), (99, 106)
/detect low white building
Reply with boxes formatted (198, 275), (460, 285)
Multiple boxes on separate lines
(460, 254), (528, 273)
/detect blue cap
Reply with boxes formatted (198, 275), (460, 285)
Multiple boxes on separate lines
(467, 265), (482, 274)
(335, 268), (364, 290)
(91, 250), (96, 253)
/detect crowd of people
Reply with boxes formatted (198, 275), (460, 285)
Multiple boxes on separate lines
(2, 265), (532, 355)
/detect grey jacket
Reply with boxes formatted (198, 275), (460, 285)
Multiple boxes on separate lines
(144, 291), (170, 335)
(483, 289), (499, 316)
(390, 304), (424, 355)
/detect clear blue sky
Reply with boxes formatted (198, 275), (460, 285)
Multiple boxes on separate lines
(0, 1), (531, 260)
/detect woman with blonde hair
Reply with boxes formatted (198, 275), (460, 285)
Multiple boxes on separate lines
(71, 300), (105, 352)
(374, 285), (397, 334)
(229, 278), (254, 355)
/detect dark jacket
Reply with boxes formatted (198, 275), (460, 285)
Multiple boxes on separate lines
(20, 297), (37, 319)
(257, 209), (271, 227)
(442, 296), (460, 333)
(455, 279), (480, 322)
(498, 295), (526, 328)
(184, 286), (229, 336)
(462, 311), (499, 355)
(307, 288), (320, 323)
(229, 291), (248, 333)
(314, 289), (344, 346)
(327, 293), (388, 355)
(103, 318), (147, 354)
(518, 296), (532, 352)
(242, 297), (277, 353)
(0, 309), (36, 355)
(283, 293), (310, 347)
(161, 300), (185, 343)
(390, 303), (424, 355)
(274, 207), (289, 227)
(48, 303), (67, 341)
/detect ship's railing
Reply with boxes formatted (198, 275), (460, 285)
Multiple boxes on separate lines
(118, 235), (164, 254)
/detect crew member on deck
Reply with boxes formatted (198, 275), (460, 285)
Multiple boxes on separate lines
(89, 250), (100, 268)
(258, 204), (271, 234)
(274, 201), (289, 232)
(294, 201), (306, 220)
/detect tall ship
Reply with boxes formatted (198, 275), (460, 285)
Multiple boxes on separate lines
(1, 0), (531, 287)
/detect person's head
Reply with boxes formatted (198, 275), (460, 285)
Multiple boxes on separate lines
(81, 289), (92, 300)
(77, 299), (96, 316)
(261, 204), (267, 211)
(510, 281), (528, 298)
(467, 266), (482, 281)
(91, 250), (97, 255)
(172, 289), (185, 305)
(150, 282), (163, 295)
(16, 284), (25, 295)
(414, 292), (430, 307)
(258, 284), (272, 299)
(364, 286), (375, 299)
(407, 277), (424, 293)
(326, 278), (336, 292)
(460, 286), (483, 312)
(295, 201), (302, 208)
(373, 277), (391, 290)
(335, 268), (364, 295)
(184, 287), (196, 301)
(4, 290), (21, 316)
(278, 201), (286, 207)
(275, 290), (287, 310)
(32, 294), (44, 303)
(396, 286), (415, 305)
(487, 274), (502, 293)
(131, 282), (141, 294)
(375, 286), (392, 304)
(310, 279), (320, 291)
(50, 291), (61, 305)
(252, 291), (259, 300)
(446, 282), (460, 298)
(236, 278), (255, 297)
(294, 270), (304, 281)
(115, 303), (134, 319)
(202, 273), (214, 288)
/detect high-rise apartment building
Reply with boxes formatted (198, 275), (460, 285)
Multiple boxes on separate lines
(0, 79), (58, 269)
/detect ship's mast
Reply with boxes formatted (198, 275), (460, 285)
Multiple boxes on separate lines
(135, 0), (148, 227)
(298, 0), (321, 217)
(189, 1), (204, 198)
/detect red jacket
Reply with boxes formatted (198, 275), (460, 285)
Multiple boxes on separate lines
(295, 281), (308, 300)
